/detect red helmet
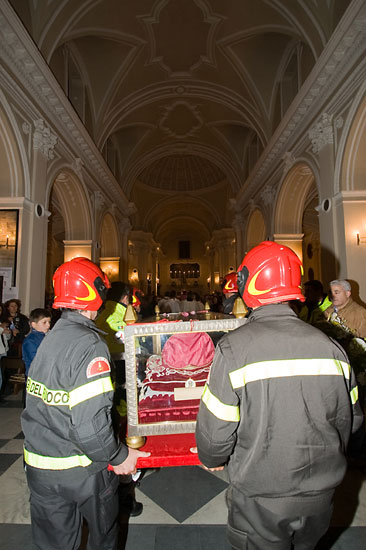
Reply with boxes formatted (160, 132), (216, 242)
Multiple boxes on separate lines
(222, 272), (238, 295)
(132, 287), (143, 309)
(237, 241), (305, 308)
(53, 257), (111, 311)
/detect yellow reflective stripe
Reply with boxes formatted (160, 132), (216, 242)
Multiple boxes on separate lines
(230, 359), (350, 389)
(318, 298), (332, 312)
(26, 377), (69, 406)
(24, 448), (91, 470)
(68, 376), (114, 409)
(338, 360), (350, 380)
(201, 385), (240, 422)
(350, 385), (359, 405)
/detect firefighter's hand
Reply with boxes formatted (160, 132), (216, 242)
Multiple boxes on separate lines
(191, 447), (225, 471)
(200, 464), (225, 472)
(111, 447), (150, 476)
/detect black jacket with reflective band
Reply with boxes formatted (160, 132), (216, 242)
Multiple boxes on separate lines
(21, 310), (127, 479)
(196, 303), (363, 512)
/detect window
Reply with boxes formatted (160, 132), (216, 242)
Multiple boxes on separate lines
(179, 240), (190, 259)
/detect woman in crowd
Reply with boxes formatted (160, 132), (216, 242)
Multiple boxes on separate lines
(0, 303), (12, 396)
(4, 299), (30, 356)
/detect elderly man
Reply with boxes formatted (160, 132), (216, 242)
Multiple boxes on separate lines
(325, 281), (366, 459)
(324, 279), (366, 340)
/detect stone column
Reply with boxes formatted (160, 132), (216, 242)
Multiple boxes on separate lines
(63, 240), (93, 261)
(208, 248), (215, 292)
(308, 113), (339, 284)
(19, 119), (57, 313)
(118, 217), (131, 281)
(333, 191), (366, 301)
(128, 231), (156, 293)
(233, 213), (245, 267)
(214, 228), (236, 276)
(273, 234), (304, 263)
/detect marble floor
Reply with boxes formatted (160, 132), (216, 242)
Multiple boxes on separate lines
(1, 390), (366, 550)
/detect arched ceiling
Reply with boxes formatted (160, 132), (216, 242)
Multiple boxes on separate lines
(9, 0), (351, 250)
(138, 155), (226, 191)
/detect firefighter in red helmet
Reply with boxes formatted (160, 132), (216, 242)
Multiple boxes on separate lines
(196, 241), (362, 550)
(222, 271), (239, 314)
(132, 287), (143, 314)
(22, 257), (149, 550)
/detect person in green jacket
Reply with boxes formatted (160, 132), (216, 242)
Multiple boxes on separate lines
(299, 279), (332, 329)
(95, 281), (143, 517)
(95, 281), (130, 390)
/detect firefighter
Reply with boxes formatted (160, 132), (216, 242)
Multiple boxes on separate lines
(21, 257), (149, 550)
(222, 271), (240, 314)
(298, 279), (332, 328)
(196, 241), (363, 550)
(132, 287), (143, 315)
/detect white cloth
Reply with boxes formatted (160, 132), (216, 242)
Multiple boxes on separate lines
(180, 299), (202, 312)
(167, 298), (181, 313)
(0, 327), (10, 356)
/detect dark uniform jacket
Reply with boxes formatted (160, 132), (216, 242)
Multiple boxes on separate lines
(21, 310), (127, 481)
(196, 304), (363, 515)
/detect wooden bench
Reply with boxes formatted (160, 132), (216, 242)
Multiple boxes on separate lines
(1, 355), (26, 395)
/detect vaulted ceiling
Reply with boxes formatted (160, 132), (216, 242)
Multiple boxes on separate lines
(9, 0), (351, 250)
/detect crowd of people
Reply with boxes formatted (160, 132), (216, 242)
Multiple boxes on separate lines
(0, 300), (52, 400)
(0, 253), (366, 549)
(137, 288), (225, 317)
(1, 275), (366, 400)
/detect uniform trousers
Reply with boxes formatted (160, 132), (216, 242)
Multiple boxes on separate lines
(26, 466), (120, 550)
(226, 486), (333, 550)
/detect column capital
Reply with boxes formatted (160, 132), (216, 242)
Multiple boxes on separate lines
(308, 113), (334, 154)
(33, 118), (58, 160)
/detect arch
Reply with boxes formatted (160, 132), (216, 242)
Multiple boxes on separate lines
(274, 162), (317, 234)
(143, 190), (222, 234)
(0, 93), (28, 197)
(246, 208), (266, 250)
(339, 94), (366, 192)
(99, 212), (120, 257)
(156, 215), (211, 247)
(48, 169), (92, 240)
(302, 188), (321, 282)
(98, 82), (269, 151)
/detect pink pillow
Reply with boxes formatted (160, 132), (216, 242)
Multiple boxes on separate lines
(162, 332), (214, 369)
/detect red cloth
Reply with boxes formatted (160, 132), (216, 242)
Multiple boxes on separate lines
(136, 433), (201, 468)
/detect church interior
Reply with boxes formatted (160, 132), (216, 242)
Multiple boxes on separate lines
(0, 1), (366, 548)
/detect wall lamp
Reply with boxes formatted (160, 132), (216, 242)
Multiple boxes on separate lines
(356, 233), (366, 245)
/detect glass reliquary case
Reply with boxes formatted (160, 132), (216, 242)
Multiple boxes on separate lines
(124, 312), (246, 438)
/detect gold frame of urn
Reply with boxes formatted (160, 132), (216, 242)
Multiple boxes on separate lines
(124, 310), (246, 440)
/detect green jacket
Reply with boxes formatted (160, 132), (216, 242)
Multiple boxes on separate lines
(95, 301), (126, 356)
(299, 295), (332, 326)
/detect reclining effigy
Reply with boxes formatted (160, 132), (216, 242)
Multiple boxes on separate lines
(138, 331), (214, 423)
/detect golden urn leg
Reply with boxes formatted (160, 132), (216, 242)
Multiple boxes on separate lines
(126, 435), (146, 449)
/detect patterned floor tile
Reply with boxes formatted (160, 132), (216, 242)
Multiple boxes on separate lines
(0, 394), (366, 550)
(138, 466), (228, 523)
(0, 454), (21, 476)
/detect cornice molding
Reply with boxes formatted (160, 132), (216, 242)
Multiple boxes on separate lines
(334, 190), (366, 204)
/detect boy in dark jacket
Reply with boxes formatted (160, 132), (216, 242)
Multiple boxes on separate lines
(22, 308), (51, 376)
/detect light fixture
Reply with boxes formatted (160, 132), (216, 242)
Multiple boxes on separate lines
(0, 233), (15, 248)
(130, 268), (139, 282)
(356, 233), (366, 245)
